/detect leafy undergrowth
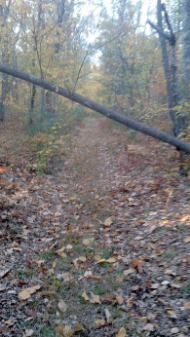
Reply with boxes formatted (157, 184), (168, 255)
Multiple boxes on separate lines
(0, 117), (190, 337)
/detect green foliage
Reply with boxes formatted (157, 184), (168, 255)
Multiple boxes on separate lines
(101, 247), (114, 259)
(38, 250), (55, 260)
(25, 108), (65, 174)
(30, 134), (61, 174)
(128, 130), (137, 141)
(162, 252), (173, 259)
(181, 278), (190, 297)
(91, 284), (107, 295)
(65, 105), (87, 133)
(27, 108), (62, 136)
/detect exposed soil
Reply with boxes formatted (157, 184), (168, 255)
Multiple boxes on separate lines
(0, 116), (190, 337)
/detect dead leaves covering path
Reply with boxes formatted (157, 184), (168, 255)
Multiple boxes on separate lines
(0, 118), (190, 336)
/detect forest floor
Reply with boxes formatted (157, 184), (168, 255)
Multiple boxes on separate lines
(0, 115), (190, 337)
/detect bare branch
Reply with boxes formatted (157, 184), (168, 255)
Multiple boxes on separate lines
(147, 19), (171, 40)
(74, 49), (89, 92)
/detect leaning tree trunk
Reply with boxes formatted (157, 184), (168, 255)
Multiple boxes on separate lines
(0, 63), (190, 154)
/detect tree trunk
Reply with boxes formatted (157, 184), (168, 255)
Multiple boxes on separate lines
(148, 0), (184, 137)
(0, 63), (190, 153)
(0, 3), (10, 122)
(29, 82), (36, 126)
(180, 0), (190, 102)
(29, 0), (45, 124)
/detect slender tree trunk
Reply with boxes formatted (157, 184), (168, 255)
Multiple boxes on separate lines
(148, 1), (185, 137)
(29, 0), (44, 125)
(29, 54), (36, 126)
(0, 9), (9, 122)
(157, 1), (180, 135)
(180, 0), (190, 102)
(29, 82), (36, 126)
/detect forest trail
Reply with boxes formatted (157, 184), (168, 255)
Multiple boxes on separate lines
(0, 116), (190, 337)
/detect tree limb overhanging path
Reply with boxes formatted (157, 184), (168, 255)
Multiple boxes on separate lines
(0, 64), (190, 153)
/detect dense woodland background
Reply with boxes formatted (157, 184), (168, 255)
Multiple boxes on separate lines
(0, 0), (189, 145)
(0, 2), (190, 337)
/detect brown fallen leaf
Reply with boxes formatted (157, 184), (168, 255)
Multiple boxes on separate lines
(105, 308), (113, 324)
(65, 244), (73, 252)
(83, 238), (94, 246)
(18, 285), (41, 300)
(69, 196), (77, 201)
(101, 292), (114, 303)
(58, 300), (68, 313)
(183, 302), (190, 309)
(149, 243), (155, 250)
(78, 256), (87, 263)
(82, 291), (89, 302)
(41, 291), (56, 296)
(107, 257), (117, 263)
(131, 285), (139, 291)
(62, 325), (73, 336)
(55, 246), (67, 258)
(95, 319), (106, 326)
(94, 254), (101, 261)
(97, 257), (116, 264)
(116, 295), (124, 305)
(52, 222), (61, 226)
(126, 296), (134, 308)
(123, 268), (135, 276)
(55, 325), (64, 335)
(36, 260), (45, 266)
(104, 217), (113, 226)
(151, 283), (159, 289)
(149, 225), (156, 233)
(143, 323), (154, 331)
(54, 211), (62, 217)
(73, 259), (79, 269)
(138, 316), (148, 322)
(0, 267), (12, 280)
(88, 274), (102, 281)
(90, 292), (101, 304)
(11, 241), (19, 247)
(116, 327), (126, 337)
(171, 327), (179, 334)
(62, 272), (74, 283)
(167, 310), (177, 316)
(134, 236), (143, 240)
(183, 237), (190, 243)
(25, 329), (34, 336)
(73, 323), (85, 334)
(170, 283), (181, 289)
(165, 269), (175, 275)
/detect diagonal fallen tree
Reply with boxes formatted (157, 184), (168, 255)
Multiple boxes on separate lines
(0, 63), (190, 154)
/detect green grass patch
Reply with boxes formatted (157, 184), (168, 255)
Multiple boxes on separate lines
(100, 247), (114, 259)
(38, 250), (55, 260)
(91, 284), (107, 295)
(18, 268), (36, 277)
(181, 278), (190, 297)
(162, 252), (172, 259)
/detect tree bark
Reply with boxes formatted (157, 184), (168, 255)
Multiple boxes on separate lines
(0, 63), (190, 153)
(148, 0), (184, 137)
(180, 0), (190, 101)
(0, 1), (11, 122)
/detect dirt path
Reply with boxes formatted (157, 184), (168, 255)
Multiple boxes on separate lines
(0, 117), (190, 336)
